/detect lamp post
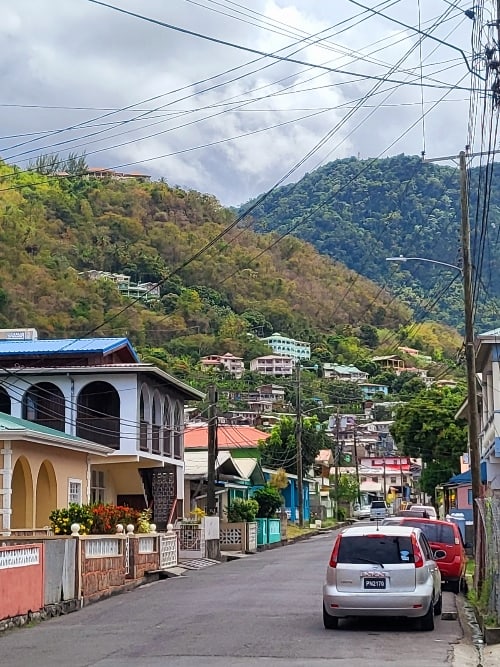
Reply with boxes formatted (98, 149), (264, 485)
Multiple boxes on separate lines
(386, 244), (482, 555)
(295, 361), (318, 527)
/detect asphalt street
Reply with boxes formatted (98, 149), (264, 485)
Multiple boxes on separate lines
(0, 531), (465, 667)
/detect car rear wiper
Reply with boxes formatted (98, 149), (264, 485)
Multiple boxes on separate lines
(354, 556), (384, 568)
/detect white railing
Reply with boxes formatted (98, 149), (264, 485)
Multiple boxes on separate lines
(138, 537), (156, 554)
(159, 533), (178, 568)
(84, 537), (122, 558)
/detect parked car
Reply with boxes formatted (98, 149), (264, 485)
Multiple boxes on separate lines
(353, 505), (371, 520)
(323, 524), (442, 630)
(370, 500), (389, 520)
(408, 505), (438, 519)
(382, 517), (467, 593)
(396, 510), (433, 518)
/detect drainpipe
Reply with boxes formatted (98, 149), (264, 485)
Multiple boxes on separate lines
(1, 440), (12, 536)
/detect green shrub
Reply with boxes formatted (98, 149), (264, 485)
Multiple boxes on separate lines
(226, 498), (259, 522)
(252, 485), (283, 518)
(50, 504), (94, 535)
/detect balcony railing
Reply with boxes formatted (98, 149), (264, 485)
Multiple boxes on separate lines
(152, 425), (161, 454)
(77, 417), (120, 449)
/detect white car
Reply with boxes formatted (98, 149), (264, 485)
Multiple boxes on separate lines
(369, 500), (389, 521)
(323, 524), (442, 631)
(408, 505), (437, 519)
(353, 505), (371, 520)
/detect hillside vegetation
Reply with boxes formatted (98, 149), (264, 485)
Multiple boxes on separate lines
(0, 161), (462, 384)
(242, 154), (500, 331)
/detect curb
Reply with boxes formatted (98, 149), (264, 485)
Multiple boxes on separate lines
(283, 521), (352, 546)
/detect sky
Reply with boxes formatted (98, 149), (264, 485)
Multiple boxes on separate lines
(0, 0), (486, 205)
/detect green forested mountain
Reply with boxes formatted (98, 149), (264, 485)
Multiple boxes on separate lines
(241, 154), (500, 331)
(0, 160), (462, 388)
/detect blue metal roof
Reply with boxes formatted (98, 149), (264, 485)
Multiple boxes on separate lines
(447, 461), (487, 485)
(0, 337), (139, 362)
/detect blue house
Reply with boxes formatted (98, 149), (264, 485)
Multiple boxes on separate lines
(262, 467), (312, 522)
(359, 383), (389, 400)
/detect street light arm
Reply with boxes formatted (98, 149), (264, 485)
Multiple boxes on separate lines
(386, 256), (463, 274)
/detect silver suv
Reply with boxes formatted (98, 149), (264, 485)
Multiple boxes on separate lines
(370, 500), (389, 521)
(323, 524), (442, 631)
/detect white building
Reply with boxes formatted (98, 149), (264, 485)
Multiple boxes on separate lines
(259, 333), (310, 361)
(250, 355), (294, 376)
(200, 352), (245, 378)
(323, 364), (368, 382)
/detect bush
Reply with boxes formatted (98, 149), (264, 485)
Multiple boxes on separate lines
(252, 485), (283, 518)
(50, 504), (94, 535)
(90, 504), (141, 534)
(226, 498), (259, 522)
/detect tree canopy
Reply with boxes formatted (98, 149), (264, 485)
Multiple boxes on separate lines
(390, 387), (467, 497)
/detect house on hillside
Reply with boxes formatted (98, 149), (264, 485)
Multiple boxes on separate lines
(0, 333), (204, 528)
(259, 333), (311, 361)
(200, 352), (245, 378)
(0, 412), (112, 535)
(359, 382), (389, 399)
(372, 355), (405, 373)
(250, 355), (294, 376)
(322, 364), (368, 382)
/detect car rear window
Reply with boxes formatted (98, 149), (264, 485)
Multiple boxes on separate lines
(371, 501), (386, 509)
(337, 535), (414, 564)
(401, 521), (455, 544)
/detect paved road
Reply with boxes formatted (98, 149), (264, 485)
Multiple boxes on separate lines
(0, 532), (464, 667)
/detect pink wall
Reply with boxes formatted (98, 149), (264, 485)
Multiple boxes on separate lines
(0, 543), (44, 621)
(457, 486), (471, 509)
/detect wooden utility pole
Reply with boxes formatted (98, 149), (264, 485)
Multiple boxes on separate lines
(295, 363), (304, 527)
(334, 407), (340, 521)
(353, 427), (361, 506)
(207, 384), (218, 516)
(459, 150), (482, 558)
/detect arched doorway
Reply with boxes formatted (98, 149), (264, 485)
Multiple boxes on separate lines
(22, 382), (65, 432)
(163, 397), (173, 456)
(11, 456), (34, 529)
(139, 385), (150, 452)
(0, 386), (11, 414)
(36, 460), (57, 528)
(77, 381), (120, 449)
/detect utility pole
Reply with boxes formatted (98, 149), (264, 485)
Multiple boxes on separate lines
(207, 384), (218, 516)
(353, 426), (361, 506)
(295, 362), (304, 527)
(459, 150), (482, 560)
(335, 407), (340, 521)
(421, 150), (484, 570)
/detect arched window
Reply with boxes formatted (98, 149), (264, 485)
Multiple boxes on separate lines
(77, 381), (120, 449)
(22, 382), (65, 432)
(163, 397), (173, 457)
(173, 402), (183, 459)
(139, 385), (150, 452)
(152, 392), (161, 454)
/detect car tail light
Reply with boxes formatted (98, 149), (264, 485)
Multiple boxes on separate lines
(411, 533), (424, 568)
(329, 534), (342, 568)
(365, 534), (385, 538)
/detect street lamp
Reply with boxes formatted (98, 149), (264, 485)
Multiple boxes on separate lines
(386, 256), (463, 274)
(295, 362), (318, 527)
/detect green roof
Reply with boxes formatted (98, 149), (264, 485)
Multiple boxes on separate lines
(0, 411), (112, 453)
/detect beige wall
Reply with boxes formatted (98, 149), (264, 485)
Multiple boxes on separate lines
(91, 462), (146, 504)
(6, 439), (91, 530)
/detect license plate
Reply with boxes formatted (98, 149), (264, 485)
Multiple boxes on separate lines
(364, 578), (386, 589)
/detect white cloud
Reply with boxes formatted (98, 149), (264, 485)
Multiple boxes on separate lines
(0, 0), (477, 204)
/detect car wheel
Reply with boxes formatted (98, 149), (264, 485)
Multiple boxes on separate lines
(420, 602), (435, 631)
(449, 579), (460, 594)
(323, 604), (339, 629)
(460, 578), (468, 595)
(434, 592), (442, 616)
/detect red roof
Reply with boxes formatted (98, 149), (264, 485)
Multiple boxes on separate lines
(184, 425), (269, 449)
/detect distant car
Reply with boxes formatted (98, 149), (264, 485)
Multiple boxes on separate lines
(408, 505), (437, 519)
(370, 500), (389, 521)
(382, 517), (467, 593)
(353, 505), (371, 520)
(323, 524), (442, 630)
(396, 510), (432, 519)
